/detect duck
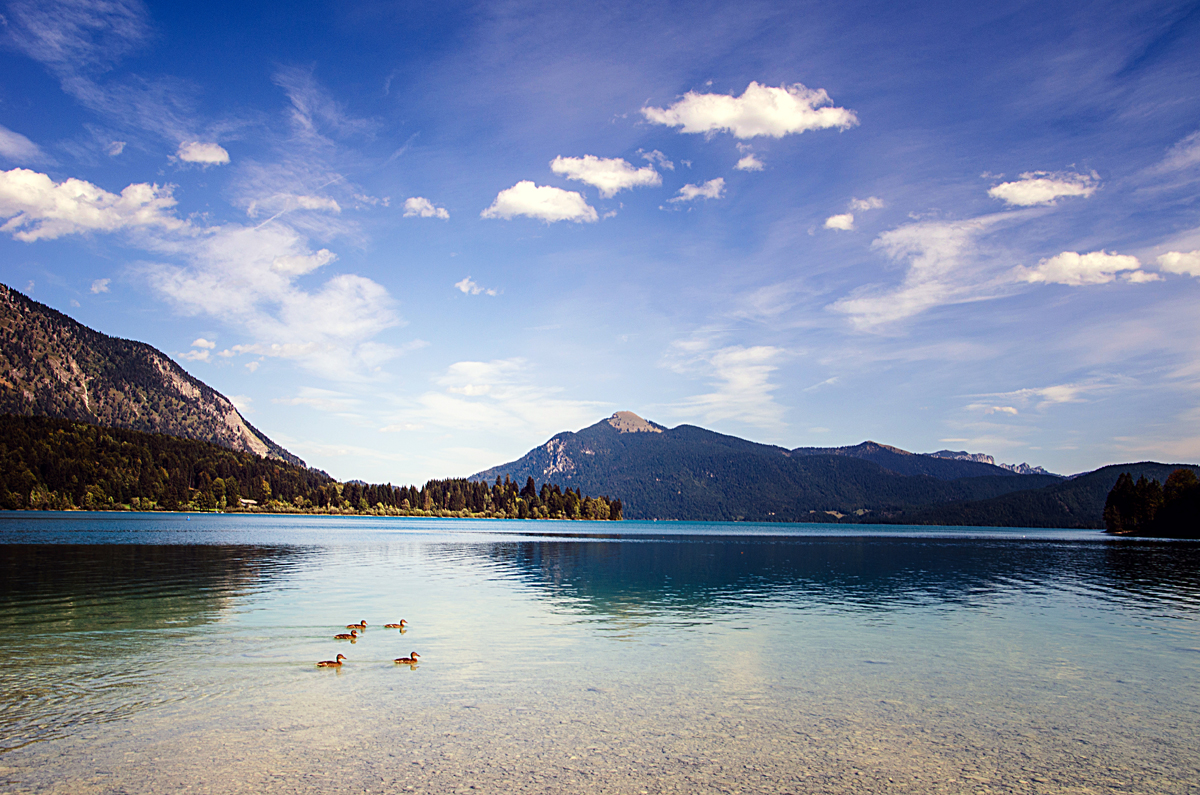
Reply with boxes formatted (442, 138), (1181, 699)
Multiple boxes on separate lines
(383, 620), (408, 629)
(393, 652), (421, 665)
(317, 654), (346, 667)
(346, 620), (367, 630)
(333, 630), (358, 640)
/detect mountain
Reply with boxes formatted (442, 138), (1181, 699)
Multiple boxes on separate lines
(931, 449), (1056, 476)
(470, 412), (1058, 521)
(791, 441), (1019, 480)
(0, 283), (302, 466)
(879, 462), (1200, 529)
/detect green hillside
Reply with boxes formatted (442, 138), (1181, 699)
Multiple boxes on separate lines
(0, 414), (621, 520)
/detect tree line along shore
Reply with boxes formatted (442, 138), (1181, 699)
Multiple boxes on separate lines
(0, 415), (622, 520)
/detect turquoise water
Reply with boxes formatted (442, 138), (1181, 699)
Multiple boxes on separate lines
(1, 512), (1198, 794)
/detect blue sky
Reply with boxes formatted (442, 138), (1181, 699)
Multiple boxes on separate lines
(2, 0), (1200, 482)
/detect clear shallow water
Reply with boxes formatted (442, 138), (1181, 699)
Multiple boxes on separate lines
(1, 513), (1199, 794)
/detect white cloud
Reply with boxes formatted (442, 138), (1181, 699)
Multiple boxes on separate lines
(669, 178), (725, 203)
(824, 213), (855, 231)
(850, 196), (884, 211)
(0, 125), (47, 163)
(270, 248), (337, 276)
(641, 149), (674, 170)
(481, 181), (597, 223)
(988, 171), (1098, 206)
(191, 338), (216, 349)
(550, 155), (661, 198)
(245, 193), (342, 219)
(965, 404), (1019, 415)
(177, 348), (210, 362)
(403, 358), (606, 435)
(176, 141), (230, 165)
(275, 387), (362, 413)
(666, 342), (787, 428)
(1016, 251), (1150, 286)
(0, 168), (184, 242)
(1156, 131), (1200, 173)
(978, 383), (1100, 412)
(831, 214), (1015, 328)
(454, 276), (498, 296)
(1157, 250), (1200, 277)
(642, 81), (857, 139)
(90, 277), (110, 293)
(403, 196), (449, 219)
(735, 154), (764, 171)
(107, 141), (126, 157)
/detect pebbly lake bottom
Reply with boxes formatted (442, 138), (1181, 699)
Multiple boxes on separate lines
(1, 513), (1199, 794)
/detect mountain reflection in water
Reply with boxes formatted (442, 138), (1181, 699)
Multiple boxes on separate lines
(478, 536), (1200, 618)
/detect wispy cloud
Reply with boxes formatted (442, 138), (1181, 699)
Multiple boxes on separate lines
(830, 212), (1019, 328)
(664, 339), (787, 428)
(402, 359), (606, 435)
(0, 125), (49, 164)
(642, 82), (857, 139)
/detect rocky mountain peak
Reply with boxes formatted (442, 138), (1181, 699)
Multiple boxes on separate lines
(606, 411), (663, 434)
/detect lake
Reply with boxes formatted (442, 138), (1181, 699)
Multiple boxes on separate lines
(1, 512), (1198, 794)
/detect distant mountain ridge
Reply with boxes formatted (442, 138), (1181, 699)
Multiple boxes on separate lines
(470, 412), (1060, 521)
(791, 440), (1020, 480)
(0, 283), (302, 466)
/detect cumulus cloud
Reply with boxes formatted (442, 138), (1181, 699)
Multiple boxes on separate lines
(1157, 250), (1200, 277)
(735, 154), (764, 171)
(1016, 251), (1153, 285)
(824, 213), (855, 231)
(0, 167), (184, 242)
(191, 338), (216, 349)
(454, 276), (498, 296)
(669, 178), (725, 203)
(0, 164), (401, 379)
(481, 181), (598, 223)
(176, 141), (230, 165)
(850, 196), (884, 211)
(642, 81), (857, 139)
(90, 278), (110, 293)
(988, 171), (1098, 206)
(403, 196), (449, 219)
(0, 125), (47, 163)
(666, 341), (787, 428)
(550, 155), (661, 198)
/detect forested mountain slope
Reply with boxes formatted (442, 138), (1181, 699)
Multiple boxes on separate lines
(877, 462), (1200, 529)
(471, 412), (1058, 521)
(0, 283), (300, 465)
